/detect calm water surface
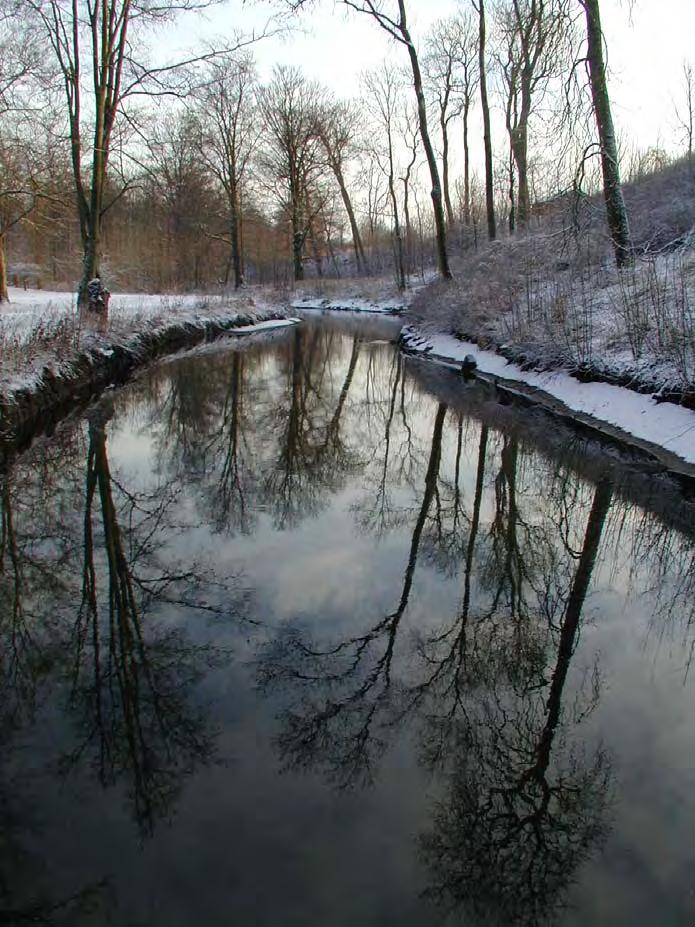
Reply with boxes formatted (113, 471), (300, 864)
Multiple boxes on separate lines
(1, 317), (694, 925)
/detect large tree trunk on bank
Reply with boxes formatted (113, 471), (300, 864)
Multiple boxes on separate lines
(292, 229), (304, 282)
(582, 0), (631, 267)
(397, 1), (452, 280)
(78, 226), (101, 310)
(230, 185), (244, 289)
(291, 183), (305, 282)
(476, 0), (497, 241)
(510, 80), (532, 228)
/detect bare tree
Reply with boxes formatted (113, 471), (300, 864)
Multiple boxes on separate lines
(472, 0), (497, 240)
(399, 102), (420, 279)
(364, 65), (407, 290)
(452, 12), (480, 228)
(496, 0), (569, 229)
(424, 18), (467, 228)
(195, 54), (259, 289)
(578, 0), (631, 267)
(316, 97), (370, 274)
(675, 60), (694, 165)
(287, 0), (452, 280)
(258, 65), (326, 282)
(22, 0), (271, 309)
(0, 139), (38, 301)
(142, 111), (216, 291)
(0, 8), (46, 301)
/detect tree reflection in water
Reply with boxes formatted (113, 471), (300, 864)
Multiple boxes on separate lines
(258, 402), (448, 788)
(419, 478), (615, 926)
(1, 324), (694, 923)
(0, 450), (113, 920)
(257, 387), (619, 923)
(0, 398), (250, 855)
(66, 400), (246, 837)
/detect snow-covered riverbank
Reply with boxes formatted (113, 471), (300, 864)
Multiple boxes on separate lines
(3, 281), (695, 476)
(0, 287), (295, 454)
(400, 325), (695, 470)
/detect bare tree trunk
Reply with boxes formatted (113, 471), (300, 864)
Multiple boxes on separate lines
(78, 224), (101, 308)
(229, 179), (244, 289)
(331, 157), (369, 273)
(441, 112), (455, 227)
(582, 0), (631, 267)
(511, 127), (530, 226)
(510, 86), (531, 227)
(401, 11), (453, 279)
(475, 0), (496, 241)
(291, 191), (304, 281)
(508, 146), (516, 234)
(463, 100), (472, 226)
(0, 234), (9, 302)
(389, 171), (407, 291)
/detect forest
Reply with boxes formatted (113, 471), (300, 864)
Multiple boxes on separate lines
(2, 0), (693, 303)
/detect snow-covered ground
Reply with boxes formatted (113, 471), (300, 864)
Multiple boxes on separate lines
(401, 326), (695, 466)
(291, 295), (405, 314)
(410, 248), (695, 395)
(0, 286), (289, 395)
(3, 283), (694, 472)
(0, 287), (274, 332)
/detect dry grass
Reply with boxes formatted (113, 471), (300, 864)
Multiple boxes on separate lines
(0, 290), (276, 391)
(408, 156), (695, 388)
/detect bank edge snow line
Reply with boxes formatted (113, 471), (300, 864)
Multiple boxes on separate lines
(452, 328), (695, 411)
(401, 347), (695, 488)
(0, 312), (291, 458)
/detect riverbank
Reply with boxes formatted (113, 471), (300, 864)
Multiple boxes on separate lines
(292, 266), (695, 472)
(0, 287), (295, 457)
(3, 269), (695, 478)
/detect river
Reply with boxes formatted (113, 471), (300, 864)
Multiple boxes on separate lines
(0, 315), (693, 925)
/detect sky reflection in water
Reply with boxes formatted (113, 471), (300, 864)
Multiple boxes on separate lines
(0, 316), (694, 925)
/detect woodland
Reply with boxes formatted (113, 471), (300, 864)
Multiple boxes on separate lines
(1, 0), (694, 397)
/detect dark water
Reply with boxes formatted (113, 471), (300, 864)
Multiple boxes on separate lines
(1, 316), (694, 926)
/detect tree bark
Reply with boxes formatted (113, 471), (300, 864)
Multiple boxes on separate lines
(328, 154), (369, 273)
(462, 99), (472, 227)
(476, 0), (497, 241)
(388, 165), (407, 291)
(440, 110), (455, 227)
(0, 234), (9, 302)
(230, 189), (244, 289)
(582, 0), (631, 267)
(398, 0), (452, 279)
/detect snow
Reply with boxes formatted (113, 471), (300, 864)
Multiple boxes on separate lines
(4, 283), (694, 469)
(231, 318), (301, 333)
(401, 327), (695, 466)
(0, 288), (248, 334)
(291, 296), (405, 315)
(0, 286), (292, 399)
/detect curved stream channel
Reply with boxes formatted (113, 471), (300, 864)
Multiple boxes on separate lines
(1, 315), (694, 925)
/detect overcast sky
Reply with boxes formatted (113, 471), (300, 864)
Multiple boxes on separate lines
(185, 0), (694, 155)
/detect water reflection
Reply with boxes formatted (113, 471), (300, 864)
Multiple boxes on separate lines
(256, 405), (618, 921)
(0, 399), (249, 921)
(0, 318), (694, 924)
(67, 401), (229, 837)
(419, 480), (614, 926)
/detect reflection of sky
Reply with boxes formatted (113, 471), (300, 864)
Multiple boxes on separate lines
(5, 319), (695, 924)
